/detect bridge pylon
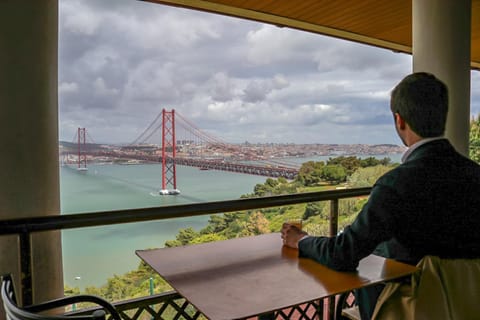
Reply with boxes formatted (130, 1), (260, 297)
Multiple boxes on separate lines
(160, 109), (179, 195)
(77, 127), (88, 171)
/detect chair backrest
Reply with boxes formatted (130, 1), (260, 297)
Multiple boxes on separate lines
(372, 256), (480, 320)
(414, 256), (480, 319)
(1, 274), (120, 320)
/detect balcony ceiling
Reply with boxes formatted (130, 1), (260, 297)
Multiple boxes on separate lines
(144, 0), (480, 70)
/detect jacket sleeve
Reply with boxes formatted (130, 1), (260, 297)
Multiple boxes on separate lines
(298, 182), (401, 271)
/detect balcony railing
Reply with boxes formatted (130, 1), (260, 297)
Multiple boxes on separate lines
(0, 187), (372, 319)
(71, 290), (329, 320)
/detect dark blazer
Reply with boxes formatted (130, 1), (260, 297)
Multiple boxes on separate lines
(299, 139), (480, 271)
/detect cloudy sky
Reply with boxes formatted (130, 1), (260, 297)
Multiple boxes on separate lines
(58, 0), (480, 146)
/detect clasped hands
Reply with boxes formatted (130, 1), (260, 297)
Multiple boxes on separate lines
(281, 222), (308, 249)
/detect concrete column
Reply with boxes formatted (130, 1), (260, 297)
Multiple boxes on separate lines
(412, 0), (471, 155)
(0, 0), (63, 309)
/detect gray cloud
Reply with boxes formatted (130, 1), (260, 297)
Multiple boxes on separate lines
(209, 73), (236, 102)
(242, 76), (289, 103)
(58, 0), (478, 146)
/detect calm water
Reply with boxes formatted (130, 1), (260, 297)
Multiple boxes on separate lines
(60, 163), (267, 289)
(60, 154), (402, 289)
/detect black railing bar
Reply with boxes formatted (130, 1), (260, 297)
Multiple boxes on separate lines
(19, 231), (33, 306)
(0, 187), (372, 235)
(329, 199), (339, 237)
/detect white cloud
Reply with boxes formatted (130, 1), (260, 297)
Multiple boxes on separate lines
(59, 82), (79, 94)
(77, 45), (121, 73)
(245, 25), (317, 65)
(272, 75), (289, 90)
(60, 0), (102, 35)
(93, 78), (119, 96)
(123, 60), (178, 103)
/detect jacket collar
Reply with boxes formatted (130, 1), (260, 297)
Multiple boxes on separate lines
(402, 137), (449, 163)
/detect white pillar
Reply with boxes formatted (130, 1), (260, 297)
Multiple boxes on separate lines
(412, 0), (471, 155)
(0, 0), (63, 308)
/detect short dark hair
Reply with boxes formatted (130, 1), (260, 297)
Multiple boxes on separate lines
(390, 72), (448, 137)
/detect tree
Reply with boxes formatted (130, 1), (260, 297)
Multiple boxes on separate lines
(277, 177), (288, 184)
(206, 214), (228, 233)
(164, 239), (182, 247)
(64, 285), (80, 296)
(327, 156), (361, 175)
(189, 233), (228, 244)
(252, 179), (279, 196)
(273, 181), (297, 194)
(470, 114), (480, 163)
(80, 262), (172, 302)
(265, 178), (279, 188)
(360, 156), (378, 167)
(319, 198), (363, 221)
(303, 202), (326, 220)
(243, 211), (270, 236)
(253, 183), (270, 196)
(296, 161), (325, 186)
(244, 177), (297, 197)
(321, 165), (347, 184)
(347, 165), (393, 187)
(200, 213), (240, 235)
(379, 157), (393, 166)
(164, 227), (199, 247)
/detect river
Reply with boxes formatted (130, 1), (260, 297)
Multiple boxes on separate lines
(60, 154), (402, 289)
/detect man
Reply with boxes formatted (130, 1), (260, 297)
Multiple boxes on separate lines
(282, 72), (480, 319)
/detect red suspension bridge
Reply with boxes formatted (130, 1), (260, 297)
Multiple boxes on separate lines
(63, 109), (300, 194)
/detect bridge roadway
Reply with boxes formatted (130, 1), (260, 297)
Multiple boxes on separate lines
(172, 157), (298, 179)
(67, 151), (299, 179)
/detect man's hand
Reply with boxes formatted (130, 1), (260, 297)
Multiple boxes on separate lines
(281, 222), (308, 249)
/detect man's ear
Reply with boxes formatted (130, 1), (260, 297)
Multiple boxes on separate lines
(394, 113), (406, 130)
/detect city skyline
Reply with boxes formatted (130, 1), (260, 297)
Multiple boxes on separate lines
(59, 0), (480, 146)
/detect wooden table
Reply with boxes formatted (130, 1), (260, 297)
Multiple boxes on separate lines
(136, 233), (418, 320)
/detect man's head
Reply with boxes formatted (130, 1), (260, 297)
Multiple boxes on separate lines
(390, 72), (448, 139)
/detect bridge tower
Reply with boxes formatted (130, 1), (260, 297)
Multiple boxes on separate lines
(160, 109), (179, 195)
(77, 127), (88, 171)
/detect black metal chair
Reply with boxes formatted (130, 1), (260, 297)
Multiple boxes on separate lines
(1, 274), (122, 320)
